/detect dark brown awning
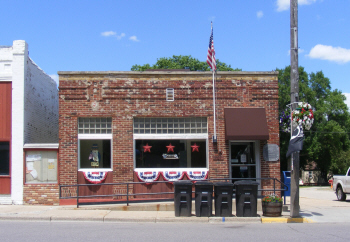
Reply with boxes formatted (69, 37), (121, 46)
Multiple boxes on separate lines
(224, 108), (269, 140)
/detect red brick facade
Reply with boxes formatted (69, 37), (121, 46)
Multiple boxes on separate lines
(58, 71), (280, 201)
(23, 184), (60, 205)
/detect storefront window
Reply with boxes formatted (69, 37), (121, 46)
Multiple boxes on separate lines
(25, 150), (57, 183)
(135, 140), (206, 168)
(79, 139), (111, 169)
(78, 118), (112, 169)
(134, 117), (208, 169)
(0, 142), (10, 175)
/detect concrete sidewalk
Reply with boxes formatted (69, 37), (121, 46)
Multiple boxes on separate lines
(0, 187), (349, 223)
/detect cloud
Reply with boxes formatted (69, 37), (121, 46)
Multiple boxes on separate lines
(343, 93), (350, 109)
(276, 0), (317, 12)
(117, 33), (126, 40)
(257, 11), (263, 19)
(101, 31), (116, 37)
(308, 44), (350, 64)
(49, 74), (59, 87)
(101, 31), (125, 40)
(129, 36), (140, 42)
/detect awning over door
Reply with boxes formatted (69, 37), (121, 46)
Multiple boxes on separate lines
(224, 108), (269, 140)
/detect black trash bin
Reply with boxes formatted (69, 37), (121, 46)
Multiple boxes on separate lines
(234, 180), (259, 217)
(195, 182), (213, 217)
(214, 182), (234, 217)
(174, 181), (193, 217)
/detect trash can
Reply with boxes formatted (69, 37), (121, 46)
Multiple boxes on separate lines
(282, 171), (291, 196)
(234, 180), (259, 217)
(214, 182), (234, 217)
(195, 182), (213, 217)
(174, 181), (193, 217)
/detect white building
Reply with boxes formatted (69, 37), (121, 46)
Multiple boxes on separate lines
(0, 40), (59, 204)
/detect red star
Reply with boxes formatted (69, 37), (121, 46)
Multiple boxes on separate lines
(143, 143), (152, 153)
(191, 143), (200, 152)
(166, 143), (175, 153)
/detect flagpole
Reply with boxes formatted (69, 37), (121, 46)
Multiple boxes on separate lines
(212, 69), (217, 142)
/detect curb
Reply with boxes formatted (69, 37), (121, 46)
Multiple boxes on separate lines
(261, 217), (314, 223)
(0, 215), (314, 223)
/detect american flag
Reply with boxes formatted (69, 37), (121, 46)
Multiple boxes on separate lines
(207, 23), (216, 71)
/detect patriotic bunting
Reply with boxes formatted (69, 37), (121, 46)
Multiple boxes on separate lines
(135, 170), (208, 183)
(162, 171), (186, 183)
(186, 170), (208, 181)
(135, 171), (161, 184)
(83, 171), (107, 184)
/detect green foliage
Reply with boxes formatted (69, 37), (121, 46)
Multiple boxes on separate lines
(277, 66), (350, 176)
(131, 55), (241, 71)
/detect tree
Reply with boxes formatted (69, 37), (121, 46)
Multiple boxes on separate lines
(131, 55), (241, 71)
(277, 66), (350, 176)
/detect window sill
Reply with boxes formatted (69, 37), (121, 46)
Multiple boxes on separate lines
(78, 168), (113, 172)
(134, 168), (208, 172)
(25, 182), (58, 185)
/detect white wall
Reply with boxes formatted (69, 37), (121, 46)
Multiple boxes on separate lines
(24, 58), (58, 143)
(0, 46), (13, 82)
(11, 40), (27, 204)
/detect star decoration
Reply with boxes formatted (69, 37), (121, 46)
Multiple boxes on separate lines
(143, 143), (152, 153)
(191, 143), (200, 152)
(166, 143), (175, 153)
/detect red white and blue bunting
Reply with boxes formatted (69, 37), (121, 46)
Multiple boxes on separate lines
(83, 171), (107, 184)
(162, 171), (186, 183)
(135, 170), (208, 183)
(186, 170), (208, 181)
(135, 171), (161, 184)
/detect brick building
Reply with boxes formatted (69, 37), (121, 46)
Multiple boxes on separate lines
(0, 40), (59, 205)
(58, 70), (280, 204)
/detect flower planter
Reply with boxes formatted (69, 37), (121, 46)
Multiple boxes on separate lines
(262, 201), (282, 217)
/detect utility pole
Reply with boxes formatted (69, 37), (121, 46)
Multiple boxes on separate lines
(290, 0), (300, 217)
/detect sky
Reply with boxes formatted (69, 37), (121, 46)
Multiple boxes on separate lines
(1, 0), (350, 106)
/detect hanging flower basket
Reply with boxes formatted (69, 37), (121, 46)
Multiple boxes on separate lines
(279, 110), (291, 133)
(279, 102), (314, 132)
(292, 102), (314, 131)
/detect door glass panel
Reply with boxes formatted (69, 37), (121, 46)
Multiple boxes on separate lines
(230, 142), (256, 183)
(0, 142), (10, 175)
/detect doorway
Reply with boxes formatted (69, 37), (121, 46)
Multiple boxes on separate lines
(229, 142), (258, 184)
(0, 141), (11, 194)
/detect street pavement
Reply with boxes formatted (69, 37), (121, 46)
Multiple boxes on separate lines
(0, 186), (349, 223)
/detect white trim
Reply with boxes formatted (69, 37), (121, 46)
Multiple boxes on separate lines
(78, 134), (113, 140)
(23, 143), (59, 149)
(134, 134), (208, 140)
(78, 168), (113, 172)
(166, 88), (174, 101)
(134, 168), (208, 172)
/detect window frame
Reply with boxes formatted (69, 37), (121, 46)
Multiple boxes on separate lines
(78, 133), (113, 171)
(133, 133), (208, 170)
(229, 140), (261, 191)
(24, 146), (59, 184)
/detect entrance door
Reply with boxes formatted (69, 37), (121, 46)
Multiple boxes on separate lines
(229, 142), (257, 184)
(0, 82), (12, 194)
(0, 141), (11, 194)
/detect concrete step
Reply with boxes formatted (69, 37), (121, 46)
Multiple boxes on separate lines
(0, 195), (12, 205)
